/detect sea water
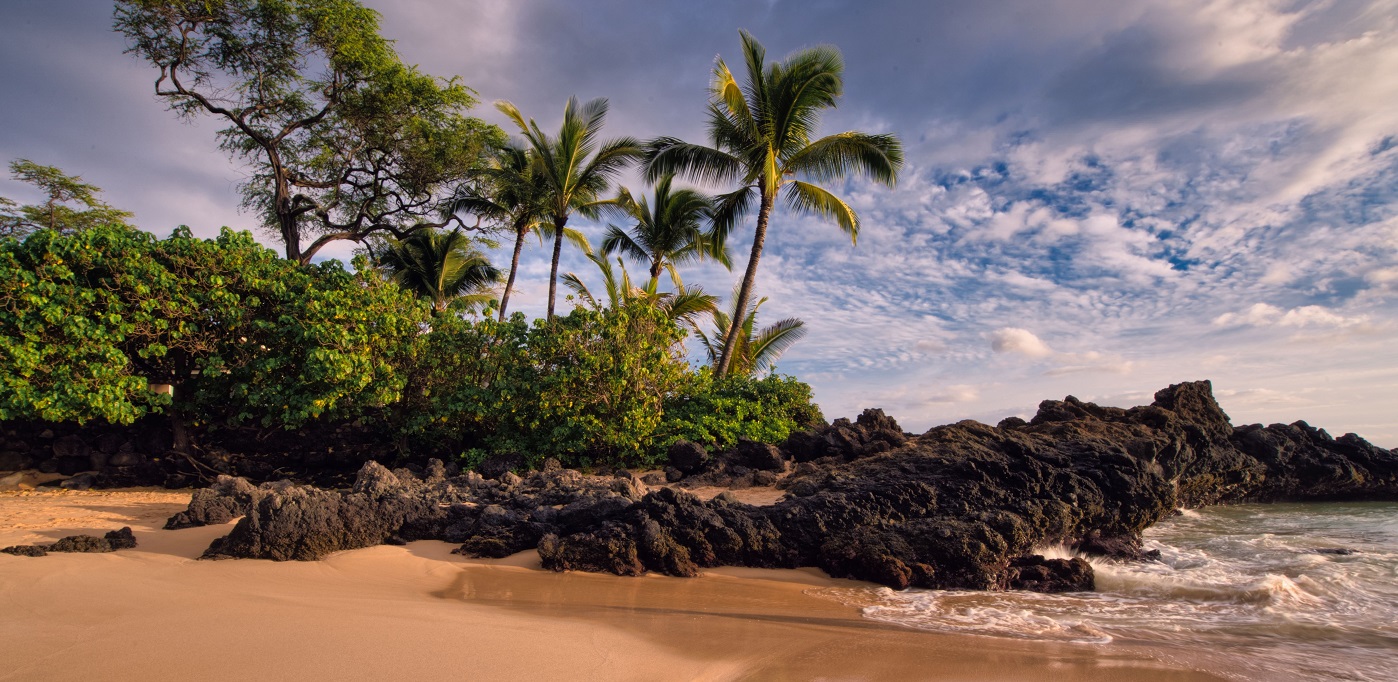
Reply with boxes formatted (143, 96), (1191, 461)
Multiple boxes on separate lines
(811, 503), (1398, 681)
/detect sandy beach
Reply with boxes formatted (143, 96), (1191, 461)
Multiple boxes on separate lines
(0, 487), (1230, 681)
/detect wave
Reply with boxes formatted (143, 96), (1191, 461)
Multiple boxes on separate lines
(809, 503), (1398, 681)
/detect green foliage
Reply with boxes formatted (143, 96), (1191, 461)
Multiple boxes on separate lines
(495, 97), (643, 318)
(0, 224), (429, 427)
(373, 227), (500, 313)
(695, 287), (807, 378)
(660, 371), (825, 451)
(396, 302), (688, 468)
(0, 226), (167, 423)
(0, 160), (134, 238)
(646, 30), (903, 377)
(114, 0), (506, 262)
(602, 174), (730, 291)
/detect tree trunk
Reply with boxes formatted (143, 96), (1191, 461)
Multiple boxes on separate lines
(715, 191), (773, 378)
(547, 215), (567, 320)
(499, 223), (528, 322)
(170, 412), (191, 455)
(279, 201), (301, 263)
(648, 258), (662, 294)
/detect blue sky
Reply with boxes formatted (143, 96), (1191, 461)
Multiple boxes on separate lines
(2, 0), (1396, 446)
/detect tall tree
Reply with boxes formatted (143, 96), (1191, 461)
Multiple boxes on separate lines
(375, 227), (499, 314)
(115, 0), (504, 263)
(0, 160), (133, 238)
(602, 174), (730, 293)
(449, 143), (549, 321)
(495, 97), (642, 319)
(646, 30), (903, 377)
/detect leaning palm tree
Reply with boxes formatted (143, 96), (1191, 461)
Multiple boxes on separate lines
(646, 30), (903, 377)
(495, 97), (643, 320)
(602, 174), (731, 293)
(449, 143), (549, 321)
(376, 227), (501, 314)
(563, 253), (719, 332)
(696, 287), (807, 378)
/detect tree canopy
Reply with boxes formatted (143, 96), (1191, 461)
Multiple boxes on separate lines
(374, 227), (500, 314)
(495, 97), (642, 319)
(646, 30), (902, 377)
(114, 0), (505, 263)
(0, 160), (133, 238)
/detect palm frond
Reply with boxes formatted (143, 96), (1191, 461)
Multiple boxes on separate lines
(750, 317), (806, 375)
(600, 224), (649, 263)
(784, 180), (859, 243)
(562, 227), (593, 256)
(560, 272), (598, 310)
(709, 185), (757, 245)
(784, 131), (904, 187)
(644, 138), (743, 185)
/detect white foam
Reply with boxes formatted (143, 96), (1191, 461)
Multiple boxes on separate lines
(808, 503), (1398, 681)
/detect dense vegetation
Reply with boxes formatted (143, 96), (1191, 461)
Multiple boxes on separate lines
(0, 225), (821, 469)
(0, 2), (902, 476)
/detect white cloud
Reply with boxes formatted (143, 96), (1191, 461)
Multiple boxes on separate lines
(925, 385), (980, 403)
(1214, 303), (1369, 329)
(989, 328), (1056, 357)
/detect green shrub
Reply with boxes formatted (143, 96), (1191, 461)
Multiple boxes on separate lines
(491, 302), (688, 468)
(1, 225), (821, 473)
(0, 224), (429, 427)
(660, 370), (825, 451)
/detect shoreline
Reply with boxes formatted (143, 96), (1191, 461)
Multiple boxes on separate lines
(0, 489), (1223, 681)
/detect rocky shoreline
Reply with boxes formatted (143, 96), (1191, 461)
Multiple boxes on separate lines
(23, 381), (1398, 593)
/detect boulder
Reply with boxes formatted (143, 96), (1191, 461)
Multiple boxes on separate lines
(49, 528), (136, 553)
(0, 450), (31, 472)
(202, 463), (436, 561)
(667, 441), (709, 474)
(732, 440), (786, 472)
(1003, 555), (1094, 592)
(51, 435), (89, 460)
(59, 472), (98, 490)
(164, 475), (259, 529)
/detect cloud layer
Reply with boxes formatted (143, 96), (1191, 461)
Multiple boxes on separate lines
(2, 0), (1395, 445)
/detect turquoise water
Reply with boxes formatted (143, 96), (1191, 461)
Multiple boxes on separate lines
(813, 503), (1398, 681)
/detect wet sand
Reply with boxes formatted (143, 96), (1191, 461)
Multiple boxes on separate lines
(0, 489), (1224, 681)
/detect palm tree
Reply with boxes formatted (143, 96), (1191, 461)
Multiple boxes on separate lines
(495, 97), (643, 320)
(696, 286), (806, 378)
(602, 174), (730, 293)
(376, 227), (501, 314)
(449, 143), (549, 321)
(646, 30), (903, 377)
(563, 253), (719, 332)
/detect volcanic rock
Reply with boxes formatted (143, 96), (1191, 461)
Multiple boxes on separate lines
(159, 380), (1398, 594)
(1, 545), (47, 557)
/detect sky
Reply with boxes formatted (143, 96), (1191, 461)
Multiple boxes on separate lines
(2, 0), (1396, 446)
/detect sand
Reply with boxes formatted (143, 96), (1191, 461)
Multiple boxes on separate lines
(0, 488), (1225, 681)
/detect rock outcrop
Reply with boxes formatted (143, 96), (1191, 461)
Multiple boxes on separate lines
(2, 527), (138, 556)
(165, 381), (1398, 593)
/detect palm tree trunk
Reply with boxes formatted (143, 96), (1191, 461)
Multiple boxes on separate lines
(715, 191), (773, 378)
(648, 259), (662, 294)
(498, 223), (528, 322)
(547, 216), (567, 320)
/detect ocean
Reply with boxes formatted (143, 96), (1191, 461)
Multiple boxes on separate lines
(813, 502), (1398, 681)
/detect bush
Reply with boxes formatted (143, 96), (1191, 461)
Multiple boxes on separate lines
(1, 225), (821, 473)
(397, 302), (689, 469)
(660, 370), (825, 451)
(0, 224), (429, 427)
